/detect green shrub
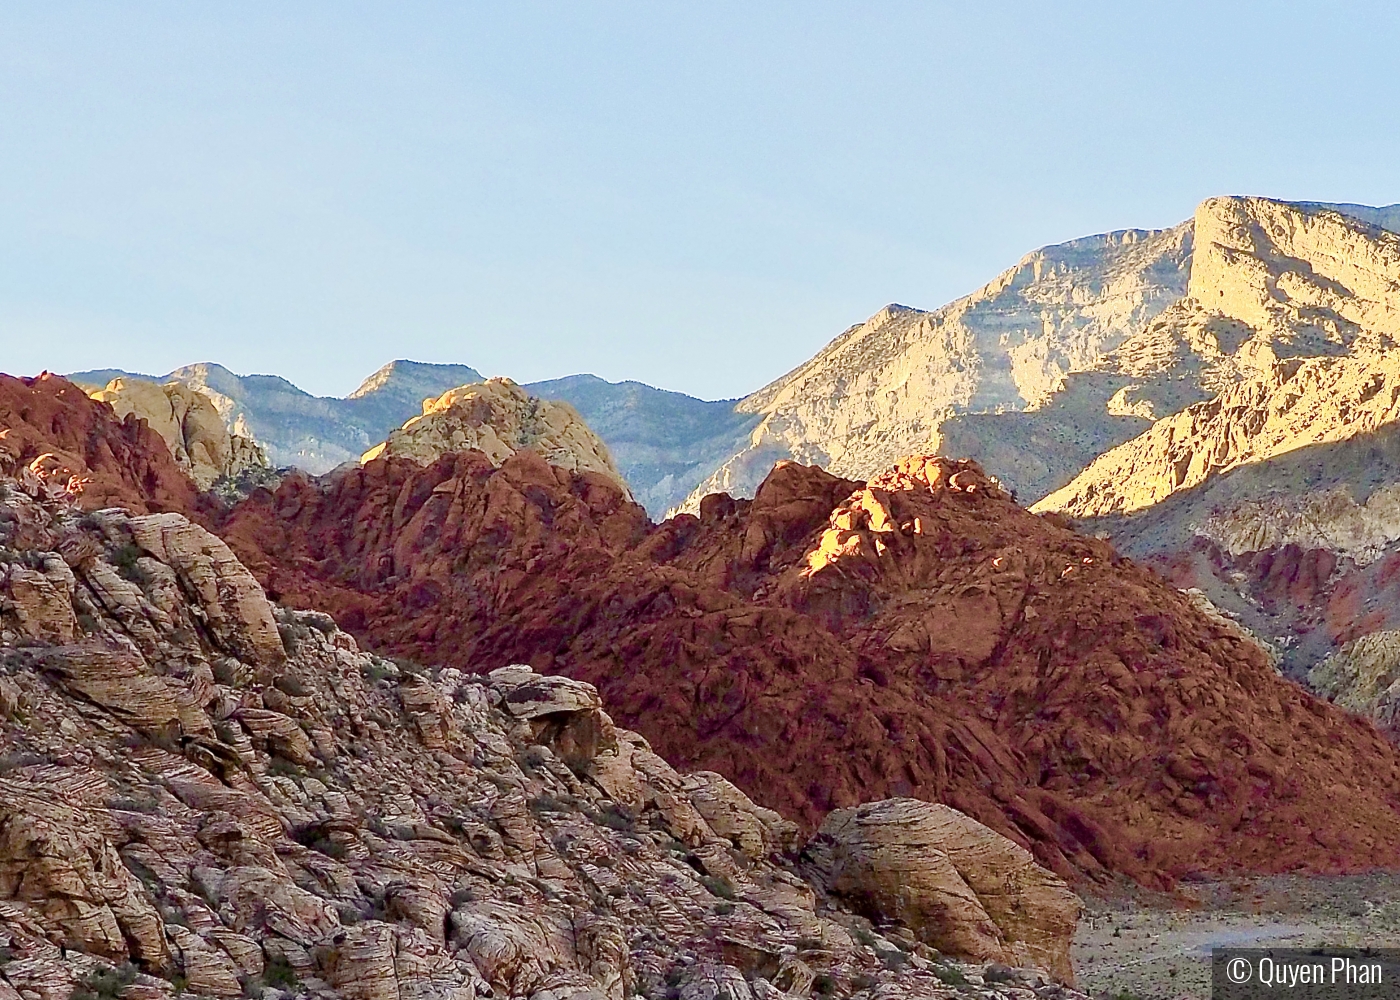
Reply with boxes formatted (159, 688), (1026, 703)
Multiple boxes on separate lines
(699, 875), (736, 900)
(110, 543), (150, 585)
(72, 963), (138, 1000)
(262, 955), (299, 991)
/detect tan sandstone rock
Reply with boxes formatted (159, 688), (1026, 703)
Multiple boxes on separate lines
(805, 798), (1080, 984)
(91, 379), (268, 490)
(361, 377), (630, 496)
(126, 513), (284, 669)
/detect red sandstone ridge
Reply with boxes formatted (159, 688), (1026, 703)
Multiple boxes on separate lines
(217, 449), (1400, 887)
(0, 372), (199, 513)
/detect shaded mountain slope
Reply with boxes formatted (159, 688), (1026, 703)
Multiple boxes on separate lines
(527, 374), (759, 517)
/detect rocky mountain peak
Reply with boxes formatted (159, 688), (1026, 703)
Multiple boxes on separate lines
(360, 377), (631, 496)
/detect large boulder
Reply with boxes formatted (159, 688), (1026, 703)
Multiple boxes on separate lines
(126, 512), (284, 669)
(804, 798), (1080, 984)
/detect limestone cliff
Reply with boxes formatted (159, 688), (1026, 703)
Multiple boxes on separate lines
(361, 378), (631, 496)
(90, 378), (269, 490)
(674, 224), (1194, 513)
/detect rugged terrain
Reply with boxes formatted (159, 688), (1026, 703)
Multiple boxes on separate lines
(70, 362), (486, 474)
(212, 441), (1400, 891)
(68, 365), (754, 519)
(362, 378), (631, 497)
(673, 225), (1195, 513)
(90, 378), (270, 490)
(0, 388), (1096, 1000)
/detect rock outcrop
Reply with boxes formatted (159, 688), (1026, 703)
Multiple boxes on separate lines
(90, 378), (269, 489)
(0, 461), (1083, 999)
(0, 373), (198, 514)
(1034, 354), (1400, 518)
(361, 377), (631, 495)
(216, 448), (1400, 888)
(804, 799), (1079, 983)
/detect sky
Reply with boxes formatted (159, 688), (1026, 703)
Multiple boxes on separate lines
(2, 3), (1399, 400)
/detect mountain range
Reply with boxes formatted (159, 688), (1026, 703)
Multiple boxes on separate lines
(66, 194), (1400, 724)
(11, 190), (1400, 996)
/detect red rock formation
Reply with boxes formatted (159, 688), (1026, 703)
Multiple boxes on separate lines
(217, 450), (1400, 887)
(0, 373), (199, 513)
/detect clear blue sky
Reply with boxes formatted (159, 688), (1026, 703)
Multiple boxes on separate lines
(3, 2), (1398, 399)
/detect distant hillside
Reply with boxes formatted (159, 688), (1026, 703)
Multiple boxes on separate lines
(70, 360), (483, 472)
(70, 360), (754, 518)
(527, 374), (758, 515)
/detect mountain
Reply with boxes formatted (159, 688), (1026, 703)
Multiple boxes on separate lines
(527, 374), (759, 516)
(1015, 199), (1400, 671)
(673, 224), (1195, 513)
(69, 363), (750, 518)
(69, 361), (484, 473)
(0, 404), (1084, 997)
(214, 442), (1400, 889)
(362, 377), (632, 496)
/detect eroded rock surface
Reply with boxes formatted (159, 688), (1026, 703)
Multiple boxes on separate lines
(0, 463), (1082, 999)
(362, 378), (630, 497)
(804, 799), (1079, 983)
(90, 378), (269, 490)
(217, 449), (1400, 888)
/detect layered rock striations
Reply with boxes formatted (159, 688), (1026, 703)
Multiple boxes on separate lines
(216, 448), (1400, 888)
(674, 224), (1194, 512)
(90, 378), (269, 490)
(0, 457), (1083, 999)
(361, 378), (631, 496)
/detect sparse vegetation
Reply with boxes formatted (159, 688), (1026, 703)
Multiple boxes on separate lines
(72, 962), (138, 1000)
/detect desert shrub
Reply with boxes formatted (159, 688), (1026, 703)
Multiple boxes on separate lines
(594, 803), (635, 831)
(110, 543), (150, 585)
(72, 962), (138, 1000)
(934, 965), (966, 985)
(0, 751), (48, 772)
(528, 794), (569, 814)
(266, 757), (304, 779)
(699, 875), (736, 900)
(261, 955), (299, 990)
(273, 673), (310, 697)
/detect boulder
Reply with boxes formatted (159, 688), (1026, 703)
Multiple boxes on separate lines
(804, 798), (1080, 984)
(126, 513), (283, 668)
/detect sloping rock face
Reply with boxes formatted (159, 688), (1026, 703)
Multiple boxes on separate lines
(0, 373), (198, 514)
(90, 378), (269, 490)
(1033, 355), (1400, 518)
(673, 225), (1194, 513)
(361, 377), (630, 496)
(0, 467), (1081, 999)
(217, 450), (1400, 888)
(1019, 200), (1400, 723)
